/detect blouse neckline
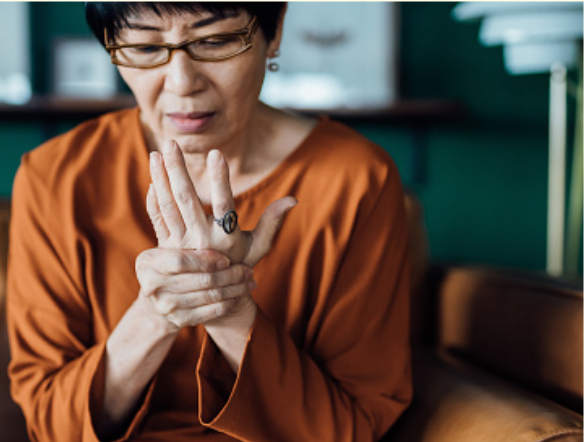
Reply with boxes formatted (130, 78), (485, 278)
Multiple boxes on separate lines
(132, 108), (330, 205)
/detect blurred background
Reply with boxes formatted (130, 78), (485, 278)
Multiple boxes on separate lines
(0, 1), (581, 279)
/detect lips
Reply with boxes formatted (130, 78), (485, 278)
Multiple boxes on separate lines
(167, 111), (216, 133)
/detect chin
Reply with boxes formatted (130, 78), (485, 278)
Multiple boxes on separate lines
(172, 136), (211, 154)
(169, 134), (217, 154)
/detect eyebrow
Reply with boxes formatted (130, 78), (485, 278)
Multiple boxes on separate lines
(125, 14), (235, 31)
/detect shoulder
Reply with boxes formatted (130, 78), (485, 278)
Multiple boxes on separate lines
(13, 108), (141, 217)
(282, 118), (405, 237)
(297, 118), (400, 198)
(20, 108), (139, 181)
(15, 108), (140, 197)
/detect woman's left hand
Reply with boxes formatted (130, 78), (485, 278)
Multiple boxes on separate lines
(147, 140), (297, 268)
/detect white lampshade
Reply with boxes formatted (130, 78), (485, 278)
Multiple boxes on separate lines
(452, 2), (583, 75)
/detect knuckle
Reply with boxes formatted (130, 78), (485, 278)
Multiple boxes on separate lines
(214, 301), (227, 317)
(215, 200), (231, 216)
(233, 265), (248, 282)
(165, 255), (180, 273)
(139, 273), (156, 294)
(158, 198), (176, 214)
(156, 298), (174, 315)
(206, 288), (223, 304)
(166, 312), (179, 327)
(167, 253), (187, 273)
(164, 155), (181, 169)
(186, 250), (210, 272)
(151, 213), (166, 229)
(199, 272), (215, 289)
(174, 189), (192, 206)
(135, 250), (151, 273)
(198, 250), (219, 271)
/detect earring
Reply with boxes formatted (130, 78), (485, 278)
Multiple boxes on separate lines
(267, 49), (281, 72)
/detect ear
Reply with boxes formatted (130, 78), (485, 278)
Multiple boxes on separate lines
(267, 4), (287, 57)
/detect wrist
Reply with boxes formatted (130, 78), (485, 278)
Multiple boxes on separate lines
(204, 296), (257, 373)
(134, 294), (180, 338)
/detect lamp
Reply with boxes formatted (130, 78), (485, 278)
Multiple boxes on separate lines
(452, 1), (583, 276)
(0, 3), (32, 105)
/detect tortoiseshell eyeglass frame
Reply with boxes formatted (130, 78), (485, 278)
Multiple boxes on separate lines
(104, 15), (258, 69)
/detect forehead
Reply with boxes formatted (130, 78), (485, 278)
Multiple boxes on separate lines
(122, 7), (244, 31)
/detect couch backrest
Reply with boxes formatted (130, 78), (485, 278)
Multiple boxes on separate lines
(403, 190), (431, 344)
(0, 200), (9, 324)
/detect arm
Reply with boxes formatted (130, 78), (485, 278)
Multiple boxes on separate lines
(197, 164), (413, 442)
(8, 159), (109, 442)
(146, 142), (297, 373)
(7, 157), (256, 442)
(98, 247), (255, 440)
(97, 141), (296, 438)
(143, 141), (411, 440)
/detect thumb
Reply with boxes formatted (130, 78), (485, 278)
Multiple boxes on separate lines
(245, 196), (298, 267)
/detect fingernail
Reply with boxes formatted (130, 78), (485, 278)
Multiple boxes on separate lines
(249, 280), (258, 291)
(150, 152), (160, 166)
(163, 140), (175, 154)
(284, 201), (298, 214)
(208, 149), (221, 166)
(246, 268), (254, 280)
(217, 258), (230, 270)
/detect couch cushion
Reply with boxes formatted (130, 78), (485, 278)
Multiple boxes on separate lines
(435, 266), (583, 412)
(0, 322), (28, 442)
(387, 349), (583, 442)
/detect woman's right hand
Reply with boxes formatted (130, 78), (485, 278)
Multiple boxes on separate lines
(147, 141), (297, 268)
(135, 247), (256, 332)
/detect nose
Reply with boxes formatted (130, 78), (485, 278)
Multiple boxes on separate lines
(164, 49), (206, 96)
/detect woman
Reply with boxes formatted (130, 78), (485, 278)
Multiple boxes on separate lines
(7, 3), (412, 442)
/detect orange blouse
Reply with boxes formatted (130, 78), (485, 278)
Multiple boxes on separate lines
(7, 108), (412, 442)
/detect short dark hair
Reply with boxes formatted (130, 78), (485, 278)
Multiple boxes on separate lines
(85, 2), (286, 46)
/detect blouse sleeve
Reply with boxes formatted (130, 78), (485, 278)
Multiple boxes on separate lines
(7, 156), (155, 442)
(196, 162), (412, 442)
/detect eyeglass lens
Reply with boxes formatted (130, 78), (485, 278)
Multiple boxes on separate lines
(114, 35), (247, 67)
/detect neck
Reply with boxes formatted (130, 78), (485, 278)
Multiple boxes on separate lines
(141, 102), (281, 205)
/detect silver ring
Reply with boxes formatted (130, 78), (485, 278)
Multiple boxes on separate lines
(215, 210), (238, 234)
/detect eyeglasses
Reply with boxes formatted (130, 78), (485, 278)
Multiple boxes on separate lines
(104, 16), (258, 69)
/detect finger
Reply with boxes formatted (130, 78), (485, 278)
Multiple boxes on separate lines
(208, 150), (237, 231)
(155, 264), (253, 293)
(136, 248), (231, 280)
(247, 196), (298, 267)
(155, 279), (257, 313)
(146, 184), (170, 244)
(150, 150), (186, 238)
(166, 298), (238, 328)
(162, 140), (206, 229)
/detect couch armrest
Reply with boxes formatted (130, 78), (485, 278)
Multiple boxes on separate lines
(386, 349), (583, 442)
(431, 265), (583, 412)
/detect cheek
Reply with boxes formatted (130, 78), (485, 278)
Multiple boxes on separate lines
(118, 67), (161, 108)
(219, 58), (266, 110)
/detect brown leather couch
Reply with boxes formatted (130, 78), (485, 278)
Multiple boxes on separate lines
(0, 193), (582, 442)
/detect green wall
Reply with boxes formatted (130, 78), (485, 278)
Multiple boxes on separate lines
(0, 2), (580, 274)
